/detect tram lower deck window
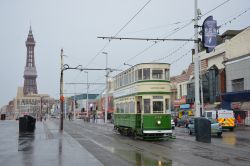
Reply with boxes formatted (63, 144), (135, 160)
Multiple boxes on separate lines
(153, 101), (163, 113)
(144, 99), (150, 113)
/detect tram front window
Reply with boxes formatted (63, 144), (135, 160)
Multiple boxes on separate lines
(153, 101), (163, 113)
(152, 69), (163, 79)
(143, 68), (150, 80)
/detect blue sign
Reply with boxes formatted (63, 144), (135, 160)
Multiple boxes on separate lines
(180, 104), (190, 109)
(202, 16), (217, 53)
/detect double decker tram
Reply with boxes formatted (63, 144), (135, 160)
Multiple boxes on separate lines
(113, 63), (172, 140)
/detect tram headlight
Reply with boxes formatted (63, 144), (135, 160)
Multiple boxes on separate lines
(157, 120), (161, 125)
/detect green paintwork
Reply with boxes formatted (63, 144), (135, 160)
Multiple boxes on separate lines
(114, 114), (141, 129)
(114, 113), (171, 130)
(143, 114), (171, 130)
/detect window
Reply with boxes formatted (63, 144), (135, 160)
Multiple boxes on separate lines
(124, 102), (129, 113)
(165, 69), (170, 80)
(144, 99), (150, 113)
(165, 99), (169, 113)
(138, 69), (142, 80)
(152, 69), (163, 79)
(120, 103), (124, 113)
(132, 71), (134, 83)
(206, 112), (212, 118)
(135, 70), (138, 81)
(128, 72), (131, 84)
(232, 78), (244, 92)
(129, 102), (135, 113)
(143, 68), (150, 80)
(179, 84), (182, 97)
(153, 101), (163, 113)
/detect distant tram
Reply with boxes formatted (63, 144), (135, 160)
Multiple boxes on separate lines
(113, 63), (172, 140)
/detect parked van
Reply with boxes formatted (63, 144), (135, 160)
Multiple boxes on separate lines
(205, 109), (235, 131)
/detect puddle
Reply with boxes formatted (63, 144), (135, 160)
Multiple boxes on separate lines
(222, 132), (236, 145)
(114, 149), (172, 166)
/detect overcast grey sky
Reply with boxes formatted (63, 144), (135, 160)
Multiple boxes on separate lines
(1, 0), (250, 107)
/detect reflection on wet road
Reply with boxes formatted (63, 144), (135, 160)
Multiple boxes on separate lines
(114, 149), (172, 166)
(62, 120), (250, 166)
(221, 132), (236, 145)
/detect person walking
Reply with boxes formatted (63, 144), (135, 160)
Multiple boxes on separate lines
(93, 113), (96, 123)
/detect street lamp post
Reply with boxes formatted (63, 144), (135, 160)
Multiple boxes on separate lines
(102, 52), (108, 123)
(60, 49), (64, 131)
(84, 71), (89, 118)
(59, 49), (83, 131)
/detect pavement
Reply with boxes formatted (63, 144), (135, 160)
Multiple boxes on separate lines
(0, 119), (103, 166)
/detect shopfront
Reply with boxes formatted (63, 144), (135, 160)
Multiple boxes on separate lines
(222, 91), (250, 126)
(174, 97), (194, 119)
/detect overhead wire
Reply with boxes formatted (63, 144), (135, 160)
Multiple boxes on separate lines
(200, 0), (232, 18)
(218, 7), (250, 29)
(116, 0), (235, 69)
(84, 0), (152, 68)
(118, 19), (194, 68)
(119, 20), (191, 36)
(65, 0), (153, 95)
(170, 5), (249, 66)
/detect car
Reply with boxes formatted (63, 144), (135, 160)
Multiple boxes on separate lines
(188, 118), (222, 137)
(171, 119), (175, 130)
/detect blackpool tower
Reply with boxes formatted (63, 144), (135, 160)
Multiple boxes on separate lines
(23, 27), (38, 95)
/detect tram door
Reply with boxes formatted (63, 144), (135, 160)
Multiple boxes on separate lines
(136, 96), (142, 113)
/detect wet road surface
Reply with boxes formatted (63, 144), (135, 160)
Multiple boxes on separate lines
(1, 119), (250, 166)
(60, 119), (250, 166)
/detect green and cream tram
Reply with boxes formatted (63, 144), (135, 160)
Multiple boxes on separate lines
(113, 63), (172, 140)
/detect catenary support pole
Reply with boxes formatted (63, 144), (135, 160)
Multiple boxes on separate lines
(60, 49), (64, 131)
(194, 0), (200, 117)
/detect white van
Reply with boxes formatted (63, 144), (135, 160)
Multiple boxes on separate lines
(205, 109), (235, 131)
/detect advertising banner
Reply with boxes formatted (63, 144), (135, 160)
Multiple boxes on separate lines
(202, 16), (217, 53)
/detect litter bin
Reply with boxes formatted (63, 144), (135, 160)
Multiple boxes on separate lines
(195, 117), (211, 143)
(19, 115), (36, 133)
(1, 114), (6, 120)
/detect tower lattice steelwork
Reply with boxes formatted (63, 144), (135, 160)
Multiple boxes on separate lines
(23, 27), (38, 95)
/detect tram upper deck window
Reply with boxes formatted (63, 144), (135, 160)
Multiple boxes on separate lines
(152, 69), (163, 79)
(138, 69), (142, 80)
(135, 70), (138, 81)
(132, 71), (135, 83)
(165, 69), (170, 81)
(144, 99), (151, 113)
(153, 101), (163, 113)
(143, 68), (150, 80)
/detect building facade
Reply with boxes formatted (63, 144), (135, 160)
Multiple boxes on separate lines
(223, 54), (250, 125)
(171, 27), (250, 125)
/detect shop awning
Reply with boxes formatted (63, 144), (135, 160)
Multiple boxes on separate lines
(221, 90), (250, 102)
